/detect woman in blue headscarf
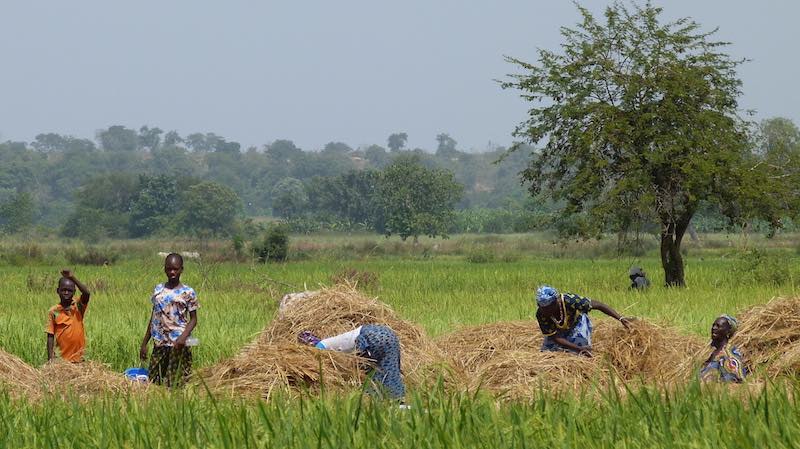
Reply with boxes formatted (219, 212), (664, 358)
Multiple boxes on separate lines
(700, 315), (747, 383)
(535, 285), (632, 356)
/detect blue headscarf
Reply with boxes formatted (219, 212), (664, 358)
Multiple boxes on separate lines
(719, 315), (739, 336)
(536, 285), (559, 307)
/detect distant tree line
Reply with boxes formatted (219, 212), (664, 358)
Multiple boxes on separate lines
(1, 116), (798, 242)
(0, 126), (528, 239)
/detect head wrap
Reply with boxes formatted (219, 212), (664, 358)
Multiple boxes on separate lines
(536, 285), (559, 307)
(719, 314), (739, 336)
(297, 330), (321, 346)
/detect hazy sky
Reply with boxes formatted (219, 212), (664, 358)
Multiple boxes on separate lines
(1, 1), (797, 152)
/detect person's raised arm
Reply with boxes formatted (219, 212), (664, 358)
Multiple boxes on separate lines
(590, 300), (631, 329)
(140, 313), (153, 361)
(173, 310), (197, 349)
(61, 269), (91, 304)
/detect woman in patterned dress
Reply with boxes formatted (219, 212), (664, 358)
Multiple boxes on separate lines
(700, 315), (747, 383)
(299, 324), (405, 400)
(535, 285), (632, 356)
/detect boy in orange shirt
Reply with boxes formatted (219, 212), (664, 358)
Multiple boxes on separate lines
(46, 269), (91, 362)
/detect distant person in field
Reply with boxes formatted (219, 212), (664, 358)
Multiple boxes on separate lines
(535, 285), (632, 357)
(139, 253), (199, 387)
(46, 269), (91, 363)
(298, 325), (405, 400)
(629, 266), (650, 290)
(700, 315), (747, 383)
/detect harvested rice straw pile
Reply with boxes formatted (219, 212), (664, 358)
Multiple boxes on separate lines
(593, 320), (706, 383)
(40, 360), (148, 399)
(437, 320), (604, 397)
(261, 283), (462, 388)
(200, 342), (364, 399)
(437, 318), (706, 396)
(733, 296), (800, 377)
(471, 351), (606, 398)
(436, 321), (541, 373)
(0, 350), (42, 399)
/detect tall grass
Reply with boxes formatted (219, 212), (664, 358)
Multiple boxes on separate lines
(2, 234), (799, 449)
(1, 254), (797, 369)
(1, 382), (799, 448)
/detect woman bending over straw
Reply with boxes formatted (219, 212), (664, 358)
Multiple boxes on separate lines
(298, 324), (405, 400)
(535, 285), (632, 357)
(699, 315), (747, 383)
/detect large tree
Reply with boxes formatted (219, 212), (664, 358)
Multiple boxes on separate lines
(0, 190), (35, 234)
(377, 155), (463, 242)
(182, 181), (242, 235)
(129, 175), (180, 237)
(271, 177), (308, 218)
(503, 2), (762, 286)
(743, 118), (800, 233)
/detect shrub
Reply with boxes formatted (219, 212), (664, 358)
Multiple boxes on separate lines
(465, 248), (496, 264)
(1, 244), (43, 266)
(231, 235), (245, 260)
(732, 249), (791, 286)
(254, 224), (289, 263)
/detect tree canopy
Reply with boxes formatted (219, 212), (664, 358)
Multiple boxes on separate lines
(378, 155), (463, 242)
(503, 2), (786, 286)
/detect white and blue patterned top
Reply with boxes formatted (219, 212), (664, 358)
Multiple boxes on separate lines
(150, 283), (199, 347)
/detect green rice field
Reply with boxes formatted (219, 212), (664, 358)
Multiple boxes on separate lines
(1, 233), (799, 448)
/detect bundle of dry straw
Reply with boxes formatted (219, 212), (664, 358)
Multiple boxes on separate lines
(40, 360), (148, 399)
(436, 321), (541, 373)
(203, 283), (460, 397)
(436, 318), (705, 397)
(472, 351), (606, 398)
(438, 320), (605, 397)
(200, 342), (364, 399)
(733, 296), (800, 377)
(0, 350), (42, 399)
(593, 320), (706, 383)
(266, 283), (460, 387)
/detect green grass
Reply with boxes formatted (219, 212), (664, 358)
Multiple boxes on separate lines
(2, 255), (796, 369)
(2, 383), (800, 448)
(1, 234), (800, 448)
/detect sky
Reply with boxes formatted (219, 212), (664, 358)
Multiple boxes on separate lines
(1, 1), (797, 152)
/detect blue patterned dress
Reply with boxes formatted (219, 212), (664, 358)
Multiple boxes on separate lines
(537, 293), (594, 353)
(355, 324), (405, 399)
(699, 346), (747, 383)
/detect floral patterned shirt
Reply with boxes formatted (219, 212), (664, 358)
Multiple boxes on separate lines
(536, 293), (592, 337)
(150, 283), (199, 347)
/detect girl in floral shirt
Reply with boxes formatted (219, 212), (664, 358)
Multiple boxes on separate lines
(139, 253), (199, 387)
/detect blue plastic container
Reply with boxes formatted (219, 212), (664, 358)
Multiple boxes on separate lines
(124, 367), (149, 382)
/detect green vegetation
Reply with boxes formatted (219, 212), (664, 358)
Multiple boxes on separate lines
(1, 234), (797, 369)
(378, 155), (463, 241)
(1, 2), (798, 447)
(0, 233), (799, 448)
(254, 223), (290, 263)
(2, 384), (800, 449)
(503, 3), (800, 286)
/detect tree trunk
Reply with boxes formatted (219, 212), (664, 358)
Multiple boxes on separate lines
(660, 214), (691, 287)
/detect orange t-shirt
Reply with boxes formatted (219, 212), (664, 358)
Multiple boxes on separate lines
(45, 301), (88, 362)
